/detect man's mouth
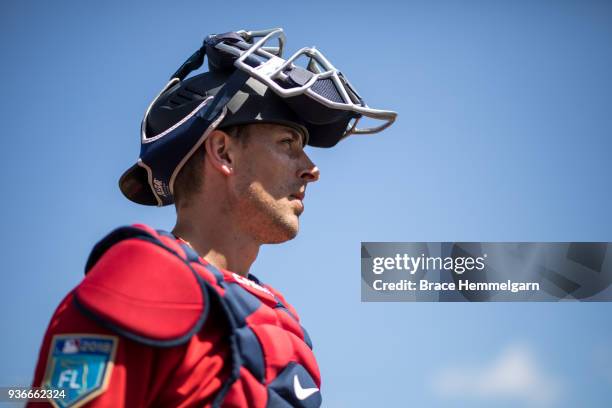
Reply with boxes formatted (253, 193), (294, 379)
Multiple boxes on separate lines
(289, 190), (306, 213)
(290, 191), (305, 201)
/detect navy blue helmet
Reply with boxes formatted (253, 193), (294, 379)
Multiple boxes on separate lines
(119, 28), (397, 206)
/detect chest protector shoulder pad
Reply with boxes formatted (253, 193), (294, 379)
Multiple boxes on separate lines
(74, 224), (210, 346)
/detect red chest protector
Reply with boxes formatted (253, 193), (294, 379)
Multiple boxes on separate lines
(74, 224), (322, 407)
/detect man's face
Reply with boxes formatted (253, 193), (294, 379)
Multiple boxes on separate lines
(228, 123), (320, 244)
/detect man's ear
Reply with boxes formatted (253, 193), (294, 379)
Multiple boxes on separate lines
(204, 129), (233, 176)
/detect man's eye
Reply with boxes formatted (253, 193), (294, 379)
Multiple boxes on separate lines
(281, 139), (293, 145)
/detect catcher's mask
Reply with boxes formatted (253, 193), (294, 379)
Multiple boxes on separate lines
(119, 28), (397, 206)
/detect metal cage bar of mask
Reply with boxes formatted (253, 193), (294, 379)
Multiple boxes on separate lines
(219, 28), (397, 136)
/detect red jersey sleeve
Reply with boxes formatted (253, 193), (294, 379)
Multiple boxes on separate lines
(27, 291), (231, 408)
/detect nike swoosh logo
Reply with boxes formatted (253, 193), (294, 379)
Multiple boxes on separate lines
(294, 374), (319, 400)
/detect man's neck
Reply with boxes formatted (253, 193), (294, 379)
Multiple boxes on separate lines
(172, 207), (259, 277)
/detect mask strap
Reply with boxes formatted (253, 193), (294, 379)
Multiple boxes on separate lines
(171, 32), (246, 81)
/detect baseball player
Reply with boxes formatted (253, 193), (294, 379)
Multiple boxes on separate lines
(28, 28), (396, 407)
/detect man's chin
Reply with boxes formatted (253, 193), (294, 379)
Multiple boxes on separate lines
(264, 218), (299, 244)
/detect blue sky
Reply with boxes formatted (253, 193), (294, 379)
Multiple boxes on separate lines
(1, 0), (611, 406)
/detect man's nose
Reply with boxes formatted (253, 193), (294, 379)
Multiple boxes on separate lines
(298, 154), (320, 183)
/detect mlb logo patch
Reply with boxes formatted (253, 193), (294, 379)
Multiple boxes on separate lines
(42, 334), (117, 408)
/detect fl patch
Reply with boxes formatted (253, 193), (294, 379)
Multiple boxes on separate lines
(42, 334), (118, 408)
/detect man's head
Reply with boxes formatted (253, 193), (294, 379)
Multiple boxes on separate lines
(119, 29), (396, 209)
(174, 122), (319, 244)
